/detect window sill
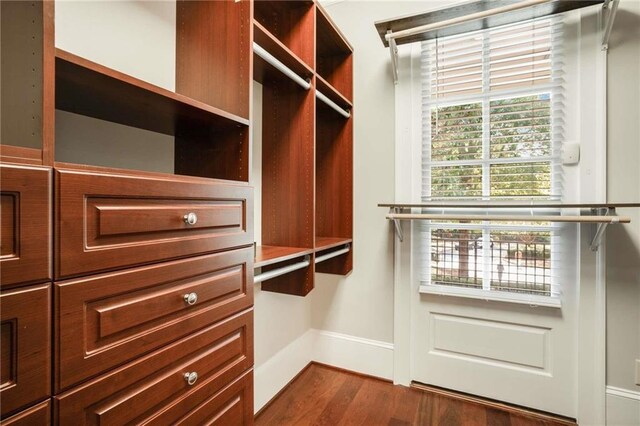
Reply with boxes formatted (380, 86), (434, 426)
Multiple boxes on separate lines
(419, 284), (562, 308)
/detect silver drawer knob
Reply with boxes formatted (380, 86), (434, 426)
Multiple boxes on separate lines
(183, 292), (198, 305)
(183, 212), (198, 225)
(184, 371), (198, 386)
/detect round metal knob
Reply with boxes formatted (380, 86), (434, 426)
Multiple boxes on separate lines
(183, 212), (198, 225)
(184, 372), (198, 386)
(183, 292), (198, 305)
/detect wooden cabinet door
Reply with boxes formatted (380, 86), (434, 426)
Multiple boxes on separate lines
(0, 400), (50, 426)
(0, 284), (51, 418)
(56, 309), (253, 425)
(0, 164), (51, 287)
(55, 247), (253, 392)
(55, 168), (253, 279)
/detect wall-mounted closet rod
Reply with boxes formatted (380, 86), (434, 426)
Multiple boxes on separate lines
(384, 0), (551, 42)
(316, 90), (351, 118)
(253, 42), (311, 90)
(254, 255), (311, 284)
(315, 244), (350, 264)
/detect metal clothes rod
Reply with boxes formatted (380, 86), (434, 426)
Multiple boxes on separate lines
(386, 213), (631, 224)
(602, 0), (620, 50)
(315, 245), (350, 264)
(316, 90), (351, 118)
(253, 42), (311, 90)
(385, 0), (551, 41)
(254, 256), (310, 284)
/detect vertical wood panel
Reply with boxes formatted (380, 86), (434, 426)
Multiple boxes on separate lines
(260, 77), (316, 296)
(176, 0), (251, 119)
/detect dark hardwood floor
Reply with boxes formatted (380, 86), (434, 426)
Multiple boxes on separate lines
(255, 363), (577, 426)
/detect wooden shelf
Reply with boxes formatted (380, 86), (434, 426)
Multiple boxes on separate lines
(316, 6), (353, 55)
(316, 74), (352, 111)
(55, 49), (249, 137)
(253, 20), (314, 85)
(316, 4), (353, 103)
(254, 0), (314, 69)
(315, 237), (352, 252)
(255, 245), (313, 268)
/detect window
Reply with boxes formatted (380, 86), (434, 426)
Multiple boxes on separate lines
(420, 18), (563, 301)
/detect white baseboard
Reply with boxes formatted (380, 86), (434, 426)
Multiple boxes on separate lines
(254, 329), (395, 414)
(310, 329), (394, 381)
(253, 330), (314, 414)
(606, 386), (640, 426)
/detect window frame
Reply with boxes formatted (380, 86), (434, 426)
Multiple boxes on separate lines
(419, 17), (564, 306)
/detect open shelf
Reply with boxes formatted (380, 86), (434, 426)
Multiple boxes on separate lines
(55, 49), (250, 182)
(316, 5), (353, 102)
(315, 237), (352, 252)
(255, 245), (314, 269)
(254, 20), (313, 86)
(56, 49), (248, 135)
(316, 74), (352, 113)
(254, 0), (314, 70)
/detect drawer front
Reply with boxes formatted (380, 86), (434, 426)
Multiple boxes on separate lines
(55, 168), (253, 279)
(0, 164), (51, 287)
(55, 247), (253, 392)
(56, 309), (253, 426)
(0, 400), (50, 426)
(1, 284), (51, 418)
(150, 368), (253, 426)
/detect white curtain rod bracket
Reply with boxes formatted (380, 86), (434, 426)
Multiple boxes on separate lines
(316, 90), (351, 118)
(601, 0), (619, 51)
(388, 31), (399, 84)
(253, 42), (311, 90)
(590, 207), (612, 251)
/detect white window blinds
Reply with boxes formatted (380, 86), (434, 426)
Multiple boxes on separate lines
(420, 18), (564, 300)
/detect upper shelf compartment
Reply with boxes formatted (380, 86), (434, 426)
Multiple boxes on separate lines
(316, 5), (353, 102)
(254, 0), (315, 70)
(55, 49), (249, 137)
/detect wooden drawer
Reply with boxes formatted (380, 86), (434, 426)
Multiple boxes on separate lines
(0, 400), (50, 426)
(0, 164), (51, 287)
(0, 399), (51, 426)
(56, 309), (253, 425)
(55, 168), (253, 279)
(55, 247), (253, 392)
(0, 284), (51, 418)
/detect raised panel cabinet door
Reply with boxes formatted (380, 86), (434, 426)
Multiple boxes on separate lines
(55, 168), (253, 279)
(0, 164), (51, 287)
(0, 284), (51, 418)
(55, 247), (254, 392)
(56, 309), (254, 425)
(0, 400), (51, 426)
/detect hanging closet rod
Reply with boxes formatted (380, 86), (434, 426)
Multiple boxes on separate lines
(316, 90), (351, 118)
(253, 42), (311, 90)
(386, 213), (630, 224)
(254, 255), (310, 284)
(385, 0), (551, 42)
(315, 244), (351, 264)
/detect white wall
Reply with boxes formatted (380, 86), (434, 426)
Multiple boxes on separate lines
(605, 1), (640, 423)
(55, 0), (176, 90)
(55, 1), (176, 172)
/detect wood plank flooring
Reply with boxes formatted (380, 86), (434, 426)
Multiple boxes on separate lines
(255, 363), (577, 426)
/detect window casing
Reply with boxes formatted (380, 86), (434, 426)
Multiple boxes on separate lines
(420, 18), (564, 302)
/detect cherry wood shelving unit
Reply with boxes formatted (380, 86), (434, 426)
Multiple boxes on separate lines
(1, 0), (255, 423)
(253, 0), (353, 296)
